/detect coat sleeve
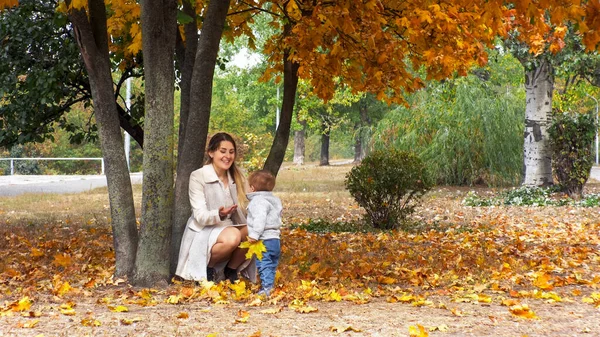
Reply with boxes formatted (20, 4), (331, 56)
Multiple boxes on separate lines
(189, 170), (221, 228)
(246, 198), (269, 240)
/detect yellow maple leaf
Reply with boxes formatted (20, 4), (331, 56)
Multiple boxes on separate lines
(260, 307), (282, 314)
(20, 319), (39, 328)
(59, 303), (76, 316)
(176, 312), (189, 319)
(55, 281), (72, 297)
(330, 325), (362, 332)
(409, 324), (429, 337)
(229, 280), (248, 298)
(81, 318), (101, 327)
(108, 305), (129, 313)
(509, 304), (539, 319)
(235, 310), (250, 323)
(9, 297), (32, 312)
(239, 240), (267, 260)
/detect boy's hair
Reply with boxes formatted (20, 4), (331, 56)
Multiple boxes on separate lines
(248, 170), (276, 192)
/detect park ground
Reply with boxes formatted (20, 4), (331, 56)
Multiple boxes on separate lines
(1, 163), (600, 336)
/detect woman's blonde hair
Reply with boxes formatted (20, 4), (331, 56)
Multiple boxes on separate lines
(206, 132), (248, 211)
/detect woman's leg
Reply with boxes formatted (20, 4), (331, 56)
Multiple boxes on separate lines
(208, 227), (242, 267)
(226, 226), (249, 269)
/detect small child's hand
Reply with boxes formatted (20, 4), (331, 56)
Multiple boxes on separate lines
(248, 237), (258, 243)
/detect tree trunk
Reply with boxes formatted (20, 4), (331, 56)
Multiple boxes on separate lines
(175, 0), (199, 159)
(264, 23), (300, 177)
(320, 121), (330, 166)
(353, 121), (362, 163)
(132, 0), (177, 287)
(522, 59), (554, 187)
(293, 120), (306, 166)
(354, 98), (372, 162)
(67, 0), (138, 278)
(171, 0), (231, 275)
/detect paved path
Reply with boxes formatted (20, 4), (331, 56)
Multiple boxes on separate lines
(0, 173), (142, 196)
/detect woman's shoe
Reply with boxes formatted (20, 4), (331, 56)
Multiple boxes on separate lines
(206, 267), (216, 281)
(224, 266), (238, 282)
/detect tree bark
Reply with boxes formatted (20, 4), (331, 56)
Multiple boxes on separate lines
(522, 59), (554, 187)
(354, 98), (372, 162)
(320, 121), (330, 166)
(171, 0), (231, 275)
(293, 120), (306, 165)
(264, 23), (300, 177)
(67, 0), (138, 278)
(175, 0), (199, 159)
(132, 0), (177, 287)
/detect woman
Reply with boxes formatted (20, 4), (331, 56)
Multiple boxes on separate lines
(176, 132), (256, 282)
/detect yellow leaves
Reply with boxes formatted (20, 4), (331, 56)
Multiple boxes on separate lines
(59, 303), (76, 316)
(18, 319), (39, 328)
(582, 292), (600, 307)
(81, 317), (101, 327)
(260, 307), (282, 314)
(54, 281), (72, 297)
(509, 304), (539, 319)
(239, 240), (267, 260)
(288, 299), (318, 313)
(107, 305), (129, 313)
(408, 324), (429, 337)
(285, 0), (302, 21)
(330, 325), (362, 333)
(1, 297), (32, 315)
(235, 310), (250, 323)
(533, 272), (554, 290)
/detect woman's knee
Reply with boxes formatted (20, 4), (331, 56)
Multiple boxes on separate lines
(218, 227), (242, 248)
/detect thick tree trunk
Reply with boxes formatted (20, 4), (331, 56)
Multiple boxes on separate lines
(522, 59), (554, 187)
(264, 23), (300, 177)
(132, 0), (177, 287)
(170, 0), (231, 275)
(68, 0), (138, 278)
(320, 122), (330, 166)
(293, 120), (306, 166)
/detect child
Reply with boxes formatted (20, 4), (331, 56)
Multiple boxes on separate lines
(246, 170), (283, 296)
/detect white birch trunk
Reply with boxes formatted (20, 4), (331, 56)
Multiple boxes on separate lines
(522, 59), (554, 186)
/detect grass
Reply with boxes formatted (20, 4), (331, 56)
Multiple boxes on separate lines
(0, 162), (355, 226)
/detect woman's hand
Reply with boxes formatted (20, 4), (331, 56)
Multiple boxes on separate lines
(218, 204), (238, 220)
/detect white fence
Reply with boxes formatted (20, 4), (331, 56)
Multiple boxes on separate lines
(0, 158), (104, 175)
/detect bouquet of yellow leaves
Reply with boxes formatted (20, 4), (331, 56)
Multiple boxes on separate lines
(238, 239), (267, 260)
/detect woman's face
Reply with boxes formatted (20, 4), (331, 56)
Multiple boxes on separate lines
(210, 140), (236, 173)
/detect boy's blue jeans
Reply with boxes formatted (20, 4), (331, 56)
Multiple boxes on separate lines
(256, 239), (280, 293)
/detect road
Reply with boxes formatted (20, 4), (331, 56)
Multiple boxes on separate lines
(0, 172), (142, 196)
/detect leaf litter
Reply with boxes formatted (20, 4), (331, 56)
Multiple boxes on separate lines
(1, 165), (600, 336)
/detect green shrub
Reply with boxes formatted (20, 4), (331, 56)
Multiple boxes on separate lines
(549, 111), (596, 199)
(345, 150), (431, 229)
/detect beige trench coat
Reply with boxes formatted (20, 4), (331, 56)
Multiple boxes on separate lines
(175, 165), (256, 282)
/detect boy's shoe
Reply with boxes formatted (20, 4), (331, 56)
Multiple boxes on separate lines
(206, 267), (216, 282)
(224, 267), (238, 283)
(257, 288), (271, 297)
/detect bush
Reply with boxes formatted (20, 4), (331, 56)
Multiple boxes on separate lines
(345, 150), (431, 229)
(549, 111), (596, 199)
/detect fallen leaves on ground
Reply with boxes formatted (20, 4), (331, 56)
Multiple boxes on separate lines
(1, 185), (600, 336)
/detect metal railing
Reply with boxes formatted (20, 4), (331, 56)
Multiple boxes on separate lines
(0, 158), (104, 175)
